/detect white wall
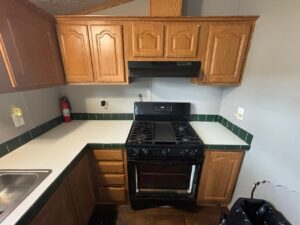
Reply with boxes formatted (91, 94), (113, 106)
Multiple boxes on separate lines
(0, 87), (62, 143)
(216, 0), (300, 223)
(62, 78), (223, 114)
(90, 0), (148, 15)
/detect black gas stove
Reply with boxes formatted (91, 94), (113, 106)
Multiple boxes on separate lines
(126, 102), (204, 210)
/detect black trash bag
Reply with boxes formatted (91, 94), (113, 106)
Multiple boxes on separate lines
(218, 198), (292, 225)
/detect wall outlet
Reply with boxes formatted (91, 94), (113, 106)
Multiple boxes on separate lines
(234, 107), (245, 120)
(11, 107), (25, 127)
(100, 99), (108, 109)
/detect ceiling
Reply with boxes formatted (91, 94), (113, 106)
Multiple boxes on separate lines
(28, 0), (108, 15)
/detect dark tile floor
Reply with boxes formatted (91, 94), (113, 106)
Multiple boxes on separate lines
(89, 205), (226, 225)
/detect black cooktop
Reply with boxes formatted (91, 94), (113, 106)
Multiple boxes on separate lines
(126, 120), (202, 147)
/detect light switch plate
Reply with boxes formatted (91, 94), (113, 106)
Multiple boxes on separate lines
(234, 107), (245, 120)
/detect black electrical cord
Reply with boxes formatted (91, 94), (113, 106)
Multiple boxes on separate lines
(251, 180), (299, 199)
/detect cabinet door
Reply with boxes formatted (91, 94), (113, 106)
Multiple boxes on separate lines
(57, 25), (94, 83)
(203, 22), (252, 83)
(0, 34), (15, 93)
(0, 0), (65, 89)
(132, 23), (164, 57)
(197, 151), (244, 204)
(68, 153), (96, 225)
(165, 23), (200, 58)
(90, 25), (125, 83)
(29, 179), (78, 225)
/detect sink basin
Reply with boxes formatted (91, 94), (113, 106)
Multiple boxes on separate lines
(0, 170), (51, 223)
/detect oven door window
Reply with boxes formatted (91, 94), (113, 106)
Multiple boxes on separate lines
(135, 163), (197, 194)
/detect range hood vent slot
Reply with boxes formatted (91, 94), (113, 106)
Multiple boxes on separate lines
(128, 61), (201, 78)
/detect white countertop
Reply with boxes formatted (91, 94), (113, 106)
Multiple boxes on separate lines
(0, 120), (248, 225)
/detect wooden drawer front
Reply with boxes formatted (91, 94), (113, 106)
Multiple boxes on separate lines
(98, 187), (126, 202)
(97, 161), (124, 174)
(98, 174), (125, 186)
(93, 150), (123, 161)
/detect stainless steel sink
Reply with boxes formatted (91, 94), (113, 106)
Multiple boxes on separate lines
(0, 170), (51, 223)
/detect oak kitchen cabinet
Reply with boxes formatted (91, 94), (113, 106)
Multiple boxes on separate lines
(0, 0), (65, 94)
(131, 22), (201, 59)
(200, 21), (254, 84)
(92, 149), (128, 203)
(28, 152), (95, 225)
(197, 150), (244, 205)
(56, 23), (126, 84)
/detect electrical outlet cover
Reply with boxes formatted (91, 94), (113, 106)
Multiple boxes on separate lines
(11, 114), (25, 127)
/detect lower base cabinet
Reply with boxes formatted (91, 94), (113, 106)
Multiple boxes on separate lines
(29, 152), (95, 225)
(197, 150), (244, 205)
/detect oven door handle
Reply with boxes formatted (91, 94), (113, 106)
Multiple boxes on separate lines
(127, 159), (203, 165)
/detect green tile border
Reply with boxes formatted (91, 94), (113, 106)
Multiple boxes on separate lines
(71, 113), (134, 121)
(0, 116), (63, 158)
(71, 113), (253, 147)
(188, 114), (253, 146)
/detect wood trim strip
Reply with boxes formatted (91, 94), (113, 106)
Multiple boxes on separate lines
(56, 16), (259, 22)
(70, 0), (134, 15)
(0, 34), (17, 87)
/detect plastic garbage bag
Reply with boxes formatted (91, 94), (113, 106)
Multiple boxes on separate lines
(218, 198), (292, 225)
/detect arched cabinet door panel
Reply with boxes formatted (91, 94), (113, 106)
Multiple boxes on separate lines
(165, 23), (200, 58)
(90, 25), (125, 83)
(203, 22), (252, 84)
(197, 151), (244, 204)
(57, 25), (94, 83)
(132, 23), (164, 57)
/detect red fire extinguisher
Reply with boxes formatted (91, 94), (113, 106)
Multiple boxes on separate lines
(60, 97), (72, 123)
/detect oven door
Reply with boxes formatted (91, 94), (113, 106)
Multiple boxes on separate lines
(128, 160), (201, 200)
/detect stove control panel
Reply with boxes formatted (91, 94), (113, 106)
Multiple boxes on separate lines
(152, 104), (173, 113)
(127, 148), (203, 161)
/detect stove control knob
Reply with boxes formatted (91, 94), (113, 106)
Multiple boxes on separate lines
(162, 149), (167, 157)
(141, 149), (148, 156)
(189, 151), (196, 158)
(131, 149), (139, 157)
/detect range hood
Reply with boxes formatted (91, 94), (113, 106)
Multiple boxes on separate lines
(128, 61), (201, 78)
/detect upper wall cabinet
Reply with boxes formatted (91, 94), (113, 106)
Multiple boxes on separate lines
(132, 23), (164, 57)
(0, 0), (65, 93)
(90, 25), (125, 83)
(57, 25), (94, 83)
(165, 23), (200, 58)
(56, 23), (126, 84)
(130, 22), (200, 59)
(201, 22), (253, 84)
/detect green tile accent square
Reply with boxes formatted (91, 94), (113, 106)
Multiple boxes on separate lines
(239, 129), (247, 141)
(96, 114), (103, 120)
(190, 114), (198, 121)
(246, 134), (253, 145)
(218, 116), (224, 124)
(0, 144), (8, 157)
(227, 121), (234, 131)
(39, 123), (50, 134)
(126, 114), (134, 120)
(71, 113), (80, 120)
(241, 145), (251, 150)
(213, 115), (219, 122)
(206, 115), (214, 122)
(19, 132), (32, 145)
(233, 125), (240, 136)
(198, 115), (206, 121)
(6, 137), (21, 152)
(119, 114), (127, 120)
(31, 127), (43, 138)
(221, 117), (228, 127)
(111, 114), (119, 120)
(88, 113), (97, 120)
(81, 113), (88, 120)
(103, 114), (112, 120)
